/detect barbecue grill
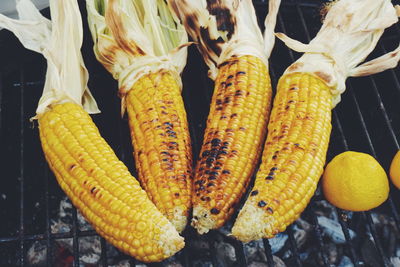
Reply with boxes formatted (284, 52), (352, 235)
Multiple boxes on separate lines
(1, 0), (400, 266)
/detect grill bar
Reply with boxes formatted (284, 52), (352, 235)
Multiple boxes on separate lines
(18, 67), (25, 267)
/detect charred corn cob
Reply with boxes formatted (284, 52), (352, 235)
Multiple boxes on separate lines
(87, 0), (192, 232)
(39, 102), (184, 261)
(232, 73), (331, 241)
(0, 0), (184, 261)
(233, 0), (400, 242)
(168, 0), (281, 233)
(192, 55), (271, 232)
(126, 70), (192, 232)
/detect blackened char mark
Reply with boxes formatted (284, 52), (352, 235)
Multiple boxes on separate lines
(200, 27), (224, 58)
(206, 0), (235, 39)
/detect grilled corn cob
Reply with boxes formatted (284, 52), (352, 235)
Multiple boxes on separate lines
(126, 70), (192, 232)
(0, 0), (184, 261)
(232, 73), (331, 241)
(87, 0), (192, 232)
(168, 0), (281, 234)
(39, 102), (184, 261)
(233, 0), (400, 242)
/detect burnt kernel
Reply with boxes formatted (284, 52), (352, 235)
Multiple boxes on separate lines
(221, 146), (228, 150)
(226, 83), (233, 87)
(169, 142), (178, 145)
(205, 196), (211, 201)
(213, 166), (221, 170)
(90, 187), (97, 194)
(216, 107), (223, 111)
(223, 141), (229, 146)
(224, 97), (231, 103)
(288, 100), (295, 103)
(202, 150), (210, 157)
(199, 167), (204, 171)
(285, 105), (290, 110)
(267, 207), (274, 214)
(161, 111), (168, 115)
(210, 208), (220, 215)
(207, 183), (214, 187)
(258, 200), (267, 207)
(211, 138), (221, 146)
(270, 167), (278, 171)
(163, 122), (173, 126)
(200, 196), (207, 201)
(199, 186), (206, 191)
(218, 150), (228, 155)
(206, 158), (215, 164)
(175, 193), (180, 197)
(220, 115), (228, 119)
(205, 170), (210, 174)
(69, 164), (76, 170)
(227, 75), (234, 79)
(162, 158), (169, 162)
(195, 180), (205, 185)
(222, 170), (231, 174)
(216, 99), (222, 105)
(266, 175), (274, 180)
(239, 127), (246, 131)
(230, 113), (238, 118)
(268, 172), (275, 176)
(208, 176), (217, 180)
(209, 171), (219, 176)
(160, 151), (169, 155)
(237, 71), (246, 75)
(289, 87), (299, 91)
(148, 108), (154, 111)
(250, 190), (259, 196)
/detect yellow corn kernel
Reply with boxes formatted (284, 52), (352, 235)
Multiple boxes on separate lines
(192, 55), (272, 234)
(38, 102), (184, 262)
(126, 70), (192, 233)
(232, 73), (332, 242)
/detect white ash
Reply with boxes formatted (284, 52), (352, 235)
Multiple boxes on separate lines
(1, 194), (6, 200)
(338, 256), (355, 267)
(268, 233), (288, 254)
(215, 241), (236, 265)
(390, 257), (400, 267)
(164, 260), (183, 267)
(273, 256), (287, 267)
(248, 261), (268, 267)
(27, 241), (47, 266)
(244, 240), (267, 263)
(109, 260), (132, 267)
(317, 216), (356, 244)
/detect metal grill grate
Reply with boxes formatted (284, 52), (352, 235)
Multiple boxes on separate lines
(1, 0), (399, 266)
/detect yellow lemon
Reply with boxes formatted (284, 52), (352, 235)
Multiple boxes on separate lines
(390, 150), (400, 189)
(322, 151), (389, 211)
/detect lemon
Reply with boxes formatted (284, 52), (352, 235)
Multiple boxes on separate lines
(322, 151), (389, 211)
(390, 150), (400, 189)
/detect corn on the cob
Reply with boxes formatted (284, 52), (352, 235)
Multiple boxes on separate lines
(87, 0), (192, 232)
(233, 0), (400, 242)
(39, 102), (184, 261)
(168, 0), (281, 234)
(232, 73), (331, 241)
(0, 0), (184, 262)
(192, 55), (271, 232)
(126, 70), (192, 232)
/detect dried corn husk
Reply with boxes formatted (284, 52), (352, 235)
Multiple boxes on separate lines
(167, 0), (281, 80)
(276, 0), (400, 107)
(0, 0), (99, 116)
(86, 0), (189, 114)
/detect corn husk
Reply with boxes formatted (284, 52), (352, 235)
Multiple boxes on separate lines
(0, 0), (99, 117)
(86, 0), (189, 114)
(168, 0), (281, 80)
(276, 0), (400, 107)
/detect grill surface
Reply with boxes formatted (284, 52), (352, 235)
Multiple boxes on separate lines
(0, 0), (400, 266)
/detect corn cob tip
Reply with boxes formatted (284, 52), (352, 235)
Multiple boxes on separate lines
(191, 206), (217, 234)
(231, 203), (277, 243)
(157, 226), (185, 259)
(170, 206), (189, 233)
